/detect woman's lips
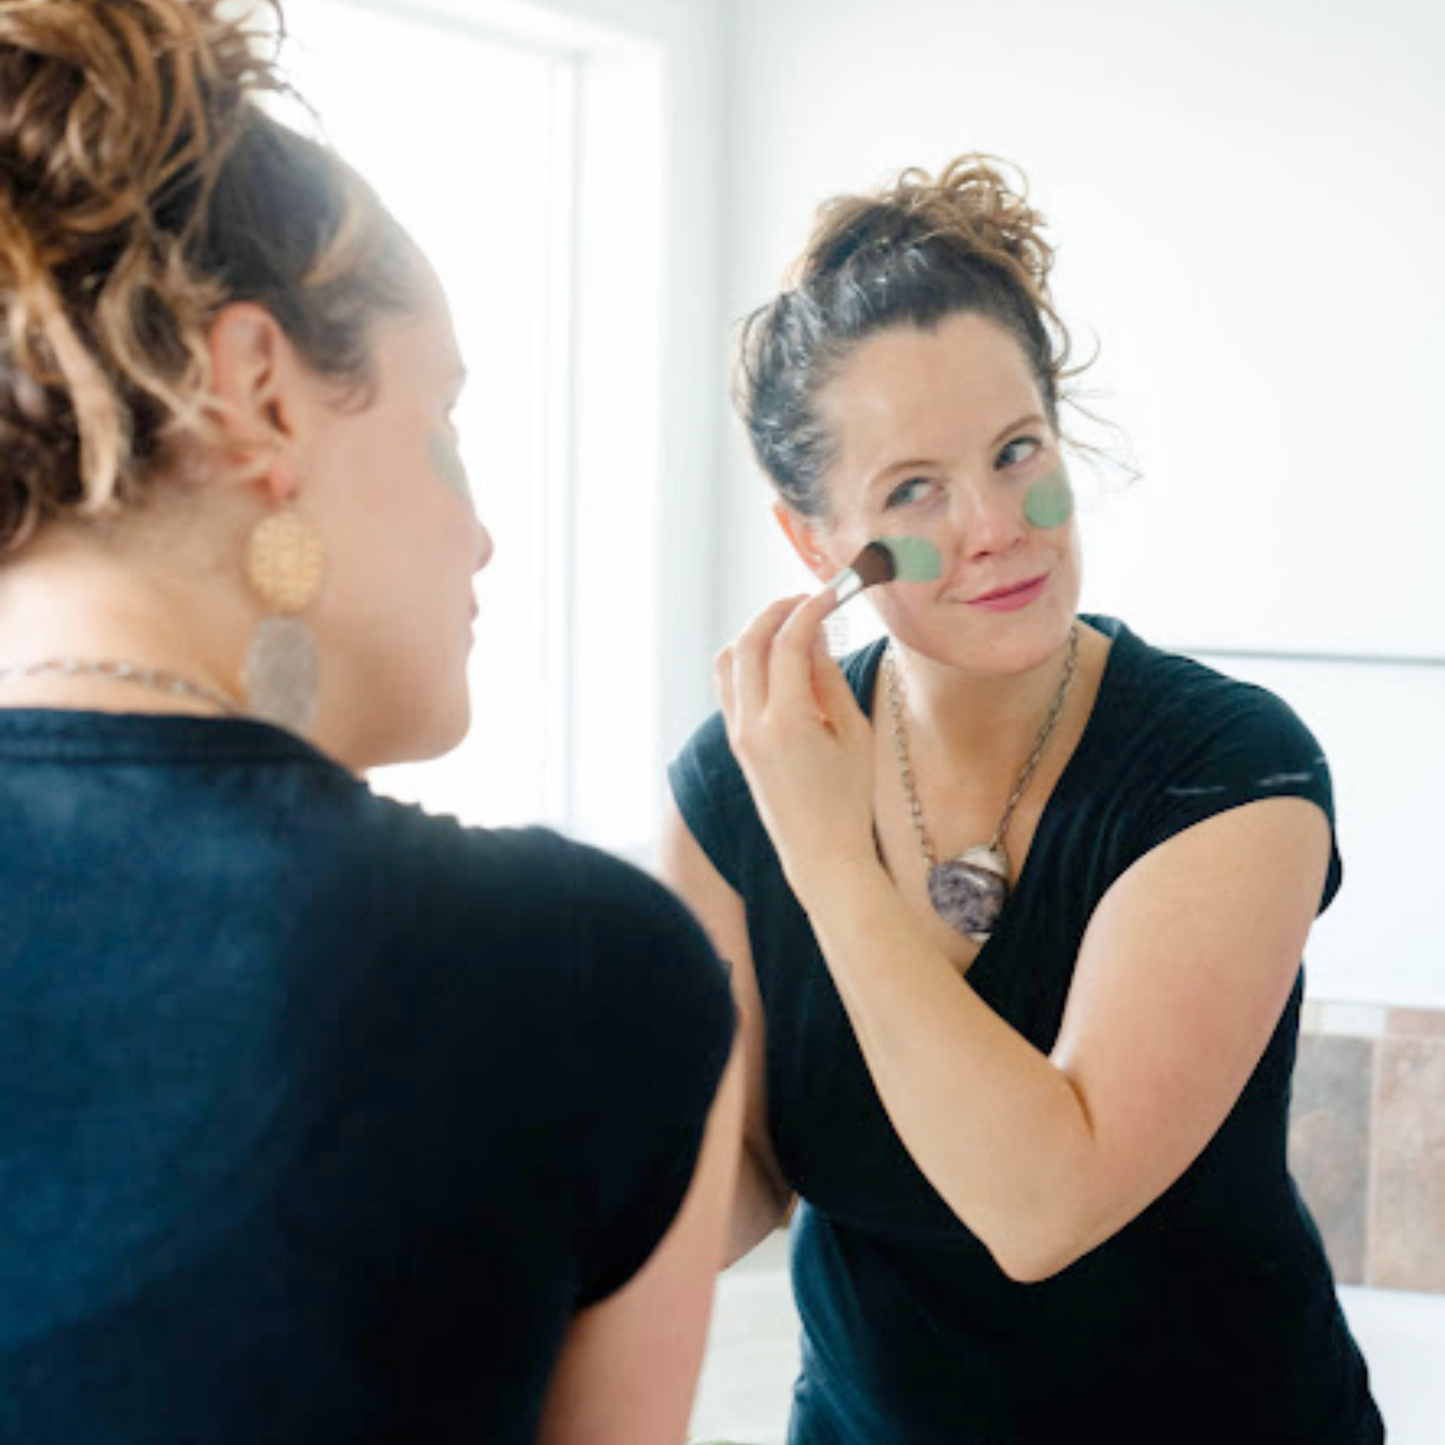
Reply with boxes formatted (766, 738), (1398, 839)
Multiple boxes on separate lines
(965, 573), (1049, 612)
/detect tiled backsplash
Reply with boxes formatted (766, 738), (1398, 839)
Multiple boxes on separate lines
(1290, 1002), (1445, 1293)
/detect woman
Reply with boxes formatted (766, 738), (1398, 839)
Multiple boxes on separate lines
(664, 157), (1381, 1442)
(0, 3), (738, 1441)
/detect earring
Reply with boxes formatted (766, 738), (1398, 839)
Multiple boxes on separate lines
(243, 506), (324, 734)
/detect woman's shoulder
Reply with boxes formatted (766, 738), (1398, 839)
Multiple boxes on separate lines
(668, 704), (757, 884)
(1080, 615), (1339, 894)
(329, 801), (734, 1081)
(368, 801), (720, 963)
(1085, 614), (1323, 757)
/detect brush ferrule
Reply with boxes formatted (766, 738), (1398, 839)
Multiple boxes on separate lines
(828, 568), (865, 605)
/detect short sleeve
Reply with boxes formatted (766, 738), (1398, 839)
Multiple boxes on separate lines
(1125, 679), (1343, 915)
(667, 709), (757, 894)
(566, 845), (736, 1305)
(667, 641), (887, 897)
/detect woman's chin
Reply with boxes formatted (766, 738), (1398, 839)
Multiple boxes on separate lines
(404, 705), (472, 767)
(328, 698), (472, 775)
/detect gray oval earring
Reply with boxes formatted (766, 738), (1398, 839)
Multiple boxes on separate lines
(242, 506), (324, 734)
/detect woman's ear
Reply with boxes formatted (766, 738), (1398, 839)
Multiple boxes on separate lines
(206, 302), (308, 501)
(773, 502), (835, 584)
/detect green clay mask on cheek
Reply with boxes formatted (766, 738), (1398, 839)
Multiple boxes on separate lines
(428, 431), (472, 505)
(1023, 467), (1074, 529)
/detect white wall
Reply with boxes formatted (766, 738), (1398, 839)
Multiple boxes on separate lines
(1198, 652), (1444, 1010)
(500, 0), (730, 788)
(299, 0), (729, 846)
(714, 0), (1445, 1005)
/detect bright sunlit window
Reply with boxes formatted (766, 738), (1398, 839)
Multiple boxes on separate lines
(281, 0), (664, 853)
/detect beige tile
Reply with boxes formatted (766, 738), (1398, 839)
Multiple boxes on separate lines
(1387, 1007), (1445, 1040)
(1289, 1033), (1373, 1283)
(1370, 1037), (1445, 1293)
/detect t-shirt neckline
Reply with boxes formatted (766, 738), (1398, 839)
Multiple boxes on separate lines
(849, 615), (1136, 967)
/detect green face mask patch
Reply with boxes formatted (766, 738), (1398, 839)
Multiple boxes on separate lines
(1023, 467), (1073, 529)
(429, 431), (473, 505)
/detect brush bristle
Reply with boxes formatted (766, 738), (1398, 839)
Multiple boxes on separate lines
(830, 536), (942, 602)
(849, 540), (900, 588)
(872, 535), (941, 583)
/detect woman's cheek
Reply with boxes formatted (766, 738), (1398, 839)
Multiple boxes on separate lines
(1023, 465), (1074, 530)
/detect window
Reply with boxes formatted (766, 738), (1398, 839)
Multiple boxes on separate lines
(281, 0), (676, 858)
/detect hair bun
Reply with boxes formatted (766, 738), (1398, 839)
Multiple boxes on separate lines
(796, 153), (1055, 299)
(0, 1), (292, 552)
(0, 0), (280, 252)
(738, 151), (1085, 519)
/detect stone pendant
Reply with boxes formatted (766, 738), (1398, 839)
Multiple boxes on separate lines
(927, 843), (1010, 944)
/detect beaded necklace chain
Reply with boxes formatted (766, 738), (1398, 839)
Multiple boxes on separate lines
(883, 624), (1079, 943)
(0, 658), (241, 716)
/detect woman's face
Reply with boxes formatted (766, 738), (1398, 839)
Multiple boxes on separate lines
(300, 275), (493, 768)
(803, 310), (1081, 677)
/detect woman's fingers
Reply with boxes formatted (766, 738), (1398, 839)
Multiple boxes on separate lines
(810, 626), (865, 734)
(769, 588), (854, 725)
(711, 589), (877, 891)
(716, 587), (867, 748)
(713, 645), (736, 728)
(716, 595), (806, 736)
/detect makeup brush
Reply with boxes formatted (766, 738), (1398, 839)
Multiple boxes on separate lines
(826, 536), (941, 605)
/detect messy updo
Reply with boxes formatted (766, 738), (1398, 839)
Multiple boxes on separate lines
(0, 0), (422, 555)
(736, 155), (1083, 519)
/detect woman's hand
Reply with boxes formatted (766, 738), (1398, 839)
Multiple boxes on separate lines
(715, 589), (878, 903)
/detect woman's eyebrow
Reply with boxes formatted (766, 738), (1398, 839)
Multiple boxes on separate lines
(988, 412), (1048, 450)
(864, 457), (938, 496)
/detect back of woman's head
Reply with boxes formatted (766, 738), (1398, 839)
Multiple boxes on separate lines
(0, 0), (420, 555)
(736, 155), (1078, 518)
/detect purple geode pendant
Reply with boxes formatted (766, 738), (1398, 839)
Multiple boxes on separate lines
(927, 843), (1009, 944)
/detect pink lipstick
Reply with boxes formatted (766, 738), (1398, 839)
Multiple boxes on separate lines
(967, 574), (1048, 612)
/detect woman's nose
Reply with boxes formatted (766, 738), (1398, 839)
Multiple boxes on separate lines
(953, 478), (1025, 558)
(473, 518), (495, 574)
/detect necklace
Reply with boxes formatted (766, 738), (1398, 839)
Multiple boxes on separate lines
(883, 624), (1079, 944)
(0, 658), (242, 716)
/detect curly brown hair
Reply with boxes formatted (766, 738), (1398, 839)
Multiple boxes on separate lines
(0, 0), (423, 555)
(735, 154), (1086, 518)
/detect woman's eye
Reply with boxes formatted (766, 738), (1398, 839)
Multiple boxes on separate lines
(997, 437), (1041, 470)
(885, 477), (933, 509)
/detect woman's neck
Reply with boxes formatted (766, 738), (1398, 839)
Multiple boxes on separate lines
(882, 624), (1103, 783)
(0, 525), (245, 715)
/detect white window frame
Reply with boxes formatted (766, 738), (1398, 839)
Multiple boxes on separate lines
(287, 0), (724, 862)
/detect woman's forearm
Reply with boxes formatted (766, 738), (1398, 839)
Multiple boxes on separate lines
(794, 798), (1325, 1285)
(798, 857), (1096, 1281)
(726, 1143), (794, 1268)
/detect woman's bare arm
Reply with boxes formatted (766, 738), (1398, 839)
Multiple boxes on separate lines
(719, 589), (1331, 1283)
(659, 797), (795, 1265)
(535, 1042), (744, 1445)
(804, 797), (1328, 1282)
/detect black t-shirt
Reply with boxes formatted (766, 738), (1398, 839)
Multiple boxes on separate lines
(0, 709), (734, 1444)
(670, 616), (1381, 1445)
